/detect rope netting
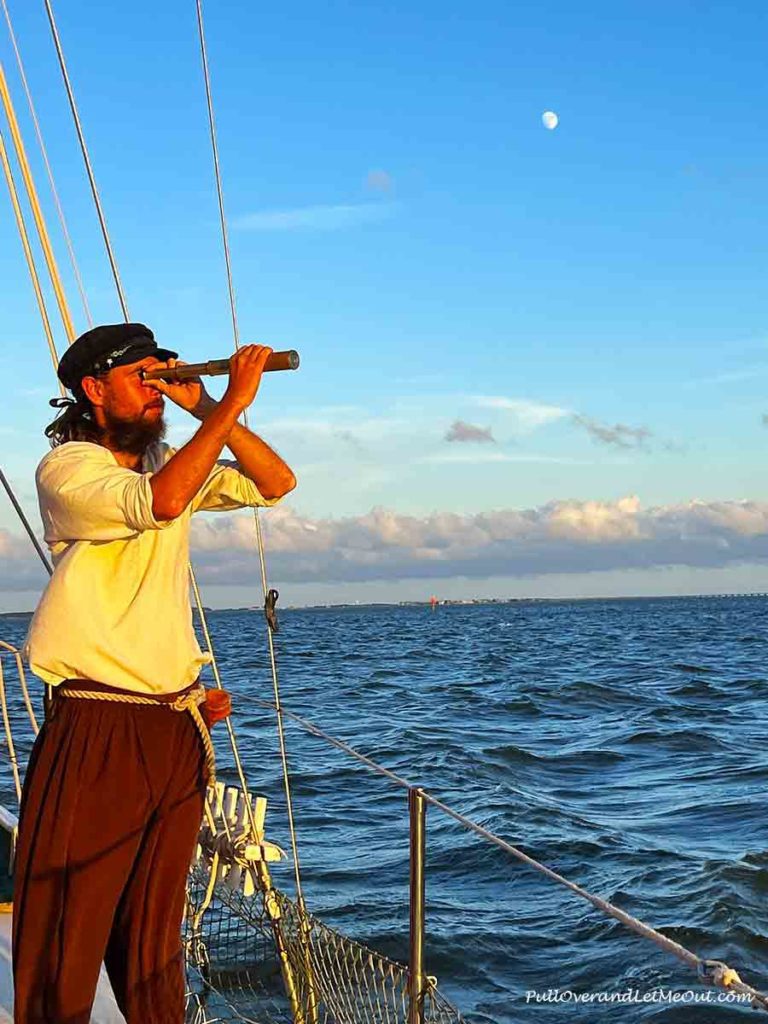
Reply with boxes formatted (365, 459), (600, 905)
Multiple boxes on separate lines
(184, 861), (463, 1024)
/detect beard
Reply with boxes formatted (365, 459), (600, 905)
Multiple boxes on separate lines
(102, 409), (167, 457)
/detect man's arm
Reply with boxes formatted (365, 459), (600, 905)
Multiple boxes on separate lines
(149, 345), (288, 519)
(149, 398), (242, 519)
(191, 399), (296, 500)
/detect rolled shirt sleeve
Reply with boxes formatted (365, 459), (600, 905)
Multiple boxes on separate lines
(37, 443), (172, 543)
(191, 458), (282, 513)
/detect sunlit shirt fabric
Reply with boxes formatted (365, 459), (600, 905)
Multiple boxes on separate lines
(25, 441), (277, 694)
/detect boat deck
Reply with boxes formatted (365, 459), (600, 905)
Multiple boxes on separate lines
(0, 911), (126, 1023)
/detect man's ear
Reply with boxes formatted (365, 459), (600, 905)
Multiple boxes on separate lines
(80, 376), (106, 407)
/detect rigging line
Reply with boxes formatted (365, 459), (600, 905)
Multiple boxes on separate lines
(253, 511), (308, 907)
(195, 0), (239, 349)
(0, 130), (62, 388)
(0, 0), (92, 328)
(0, 642), (40, 736)
(0, 469), (52, 576)
(194, 0), (308, 912)
(41, 0), (129, 321)
(236, 693), (768, 1012)
(0, 64), (75, 342)
(0, 661), (22, 803)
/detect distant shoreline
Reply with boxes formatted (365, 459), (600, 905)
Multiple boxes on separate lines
(3, 592), (765, 618)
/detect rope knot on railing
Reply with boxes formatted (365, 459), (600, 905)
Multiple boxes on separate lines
(697, 959), (742, 989)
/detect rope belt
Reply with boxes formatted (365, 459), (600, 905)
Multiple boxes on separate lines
(57, 684), (216, 782)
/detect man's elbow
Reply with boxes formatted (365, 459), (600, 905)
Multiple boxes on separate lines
(152, 499), (183, 522)
(261, 471), (297, 501)
(151, 491), (186, 521)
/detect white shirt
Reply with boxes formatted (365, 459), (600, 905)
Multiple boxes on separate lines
(25, 441), (277, 694)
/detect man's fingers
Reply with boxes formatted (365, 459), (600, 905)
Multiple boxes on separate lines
(231, 344), (273, 369)
(254, 346), (273, 369)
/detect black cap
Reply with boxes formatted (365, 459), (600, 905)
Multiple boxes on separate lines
(57, 323), (178, 392)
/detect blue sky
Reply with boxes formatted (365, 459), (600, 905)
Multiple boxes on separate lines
(3, 1), (768, 608)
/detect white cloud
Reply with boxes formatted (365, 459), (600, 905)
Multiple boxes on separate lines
(472, 396), (569, 431)
(233, 203), (396, 232)
(4, 497), (768, 591)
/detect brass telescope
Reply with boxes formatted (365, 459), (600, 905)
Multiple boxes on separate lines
(142, 349), (300, 381)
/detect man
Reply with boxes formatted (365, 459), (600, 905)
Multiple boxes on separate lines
(14, 322), (295, 1024)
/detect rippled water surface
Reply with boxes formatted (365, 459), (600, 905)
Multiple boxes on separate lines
(2, 596), (768, 1022)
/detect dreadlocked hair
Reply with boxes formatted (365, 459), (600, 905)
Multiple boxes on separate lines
(44, 391), (102, 447)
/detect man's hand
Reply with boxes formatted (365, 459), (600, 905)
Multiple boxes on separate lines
(222, 345), (273, 414)
(147, 358), (213, 416)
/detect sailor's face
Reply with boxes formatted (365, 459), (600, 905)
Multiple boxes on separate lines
(99, 357), (165, 424)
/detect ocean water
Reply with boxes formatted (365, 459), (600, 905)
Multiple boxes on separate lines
(1, 596), (768, 1022)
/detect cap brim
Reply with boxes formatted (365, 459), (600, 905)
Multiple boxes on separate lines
(108, 344), (179, 371)
(153, 347), (178, 362)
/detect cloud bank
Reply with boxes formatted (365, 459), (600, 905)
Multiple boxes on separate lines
(4, 497), (768, 592)
(190, 497), (768, 582)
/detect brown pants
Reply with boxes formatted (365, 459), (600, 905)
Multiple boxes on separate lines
(13, 683), (206, 1024)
